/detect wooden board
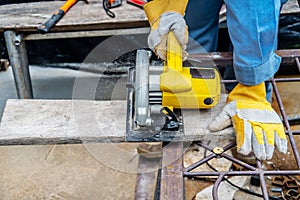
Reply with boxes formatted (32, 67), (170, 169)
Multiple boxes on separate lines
(0, 97), (234, 145)
(0, 0), (148, 32)
(0, 0), (299, 32)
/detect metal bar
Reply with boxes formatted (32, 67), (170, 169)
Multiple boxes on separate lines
(185, 153), (216, 172)
(293, 130), (300, 135)
(184, 170), (300, 177)
(257, 161), (269, 200)
(221, 153), (257, 171)
(212, 173), (225, 200)
(23, 27), (150, 40)
(221, 77), (300, 84)
(3, 30), (33, 99)
(185, 142), (237, 172)
(187, 49), (300, 66)
(195, 141), (214, 151)
(135, 156), (160, 200)
(271, 78), (300, 169)
(160, 142), (184, 200)
(295, 57), (300, 72)
(195, 141), (236, 154)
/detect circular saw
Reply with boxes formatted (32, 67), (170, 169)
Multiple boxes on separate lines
(126, 32), (221, 141)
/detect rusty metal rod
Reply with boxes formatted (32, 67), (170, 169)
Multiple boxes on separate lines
(292, 130), (300, 135)
(185, 142), (237, 172)
(271, 79), (300, 169)
(221, 153), (257, 171)
(185, 153), (216, 172)
(257, 161), (269, 200)
(212, 173), (225, 200)
(184, 170), (300, 177)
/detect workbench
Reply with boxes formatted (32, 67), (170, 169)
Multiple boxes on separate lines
(0, 0), (149, 98)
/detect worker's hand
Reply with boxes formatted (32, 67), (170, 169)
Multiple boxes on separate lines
(148, 12), (188, 61)
(209, 82), (287, 160)
(144, 0), (188, 61)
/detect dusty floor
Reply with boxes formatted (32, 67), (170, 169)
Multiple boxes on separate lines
(0, 67), (299, 199)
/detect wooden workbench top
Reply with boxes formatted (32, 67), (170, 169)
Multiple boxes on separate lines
(0, 0), (148, 32)
(0, 0), (299, 33)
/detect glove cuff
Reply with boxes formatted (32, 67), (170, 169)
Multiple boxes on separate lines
(227, 82), (267, 104)
(144, 0), (188, 26)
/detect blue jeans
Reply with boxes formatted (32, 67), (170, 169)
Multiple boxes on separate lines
(184, 0), (287, 101)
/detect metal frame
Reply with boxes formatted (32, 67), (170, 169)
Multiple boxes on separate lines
(3, 28), (150, 99)
(160, 55), (300, 200)
(4, 31), (33, 98)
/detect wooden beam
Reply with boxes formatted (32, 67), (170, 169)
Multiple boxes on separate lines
(23, 27), (150, 40)
(0, 0), (298, 32)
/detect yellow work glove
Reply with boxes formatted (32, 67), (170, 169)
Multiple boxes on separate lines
(209, 82), (287, 160)
(144, 0), (188, 60)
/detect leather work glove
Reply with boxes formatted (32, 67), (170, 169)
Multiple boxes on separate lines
(144, 0), (188, 60)
(209, 82), (287, 160)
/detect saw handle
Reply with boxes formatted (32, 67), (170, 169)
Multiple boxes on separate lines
(160, 31), (192, 93)
(166, 31), (183, 72)
(38, 0), (78, 34)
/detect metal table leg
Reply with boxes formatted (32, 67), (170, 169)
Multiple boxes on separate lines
(4, 30), (33, 99)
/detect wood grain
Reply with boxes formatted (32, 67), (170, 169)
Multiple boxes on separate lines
(0, 0), (299, 32)
(0, 0), (148, 32)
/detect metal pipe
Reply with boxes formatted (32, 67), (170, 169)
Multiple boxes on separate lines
(4, 31), (33, 99)
(295, 57), (300, 72)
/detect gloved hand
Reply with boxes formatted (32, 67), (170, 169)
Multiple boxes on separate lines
(144, 0), (188, 60)
(209, 82), (287, 160)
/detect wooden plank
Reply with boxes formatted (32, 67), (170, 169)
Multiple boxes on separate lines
(0, 0), (148, 32)
(0, 97), (234, 145)
(23, 27), (150, 40)
(0, 0), (298, 32)
(0, 99), (127, 144)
